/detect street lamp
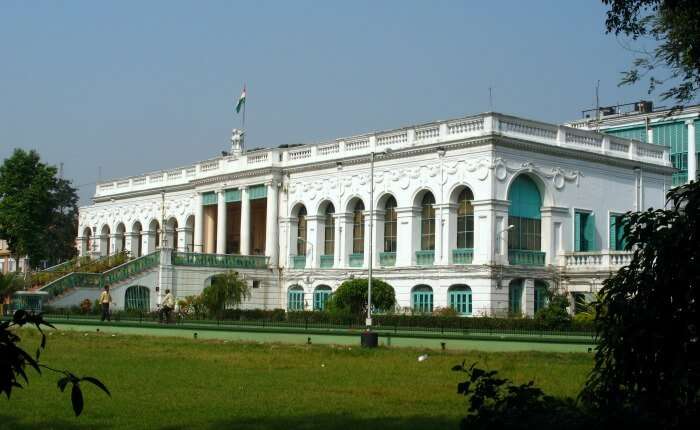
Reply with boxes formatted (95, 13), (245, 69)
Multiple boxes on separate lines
(367, 148), (392, 328)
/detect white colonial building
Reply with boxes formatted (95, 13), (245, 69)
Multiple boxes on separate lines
(54, 112), (673, 316)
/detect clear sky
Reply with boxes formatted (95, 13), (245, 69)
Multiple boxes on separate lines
(0, 1), (686, 204)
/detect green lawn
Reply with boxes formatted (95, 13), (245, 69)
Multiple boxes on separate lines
(2, 328), (593, 430)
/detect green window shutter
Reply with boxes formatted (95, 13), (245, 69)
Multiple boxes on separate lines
(610, 215), (617, 251)
(508, 176), (542, 219)
(574, 212), (582, 252)
(202, 192), (217, 206)
(248, 184), (267, 200)
(225, 189), (241, 202)
(584, 213), (597, 251)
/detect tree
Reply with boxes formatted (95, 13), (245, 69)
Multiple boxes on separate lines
(201, 271), (251, 318)
(580, 181), (699, 427)
(1, 310), (110, 416)
(602, 0), (700, 108)
(327, 278), (396, 316)
(0, 149), (79, 268)
(0, 272), (25, 316)
(534, 293), (572, 330)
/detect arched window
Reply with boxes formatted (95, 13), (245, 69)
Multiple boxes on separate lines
(508, 280), (523, 315)
(116, 223), (126, 253)
(297, 206), (307, 255)
(352, 201), (365, 254)
(508, 176), (542, 251)
(456, 188), (474, 249)
(449, 285), (472, 315)
(125, 286), (150, 311)
(412, 285), (433, 313)
(313, 285), (332, 311)
(324, 204), (335, 255)
(534, 280), (548, 313)
(383, 196), (397, 252)
(420, 193), (436, 251)
(288, 285), (304, 311)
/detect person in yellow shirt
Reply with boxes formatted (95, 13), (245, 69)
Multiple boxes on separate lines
(98, 286), (112, 322)
(159, 289), (175, 324)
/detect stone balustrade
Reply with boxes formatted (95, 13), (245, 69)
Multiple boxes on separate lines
(94, 113), (671, 198)
(562, 251), (633, 272)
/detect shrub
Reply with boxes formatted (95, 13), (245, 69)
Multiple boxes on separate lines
(433, 307), (459, 317)
(453, 361), (592, 429)
(327, 278), (396, 316)
(534, 294), (572, 330)
(201, 271), (251, 319)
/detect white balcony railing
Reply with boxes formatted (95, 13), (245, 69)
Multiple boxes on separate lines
(562, 251), (633, 272)
(94, 112), (672, 198)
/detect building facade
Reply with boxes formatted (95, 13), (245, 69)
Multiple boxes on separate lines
(65, 112), (673, 316)
(569, 102), (699, 186)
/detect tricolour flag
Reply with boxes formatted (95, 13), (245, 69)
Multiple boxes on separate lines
(235, 86), (246, 113)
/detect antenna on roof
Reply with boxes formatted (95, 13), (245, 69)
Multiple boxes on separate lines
(489, 86), (494, 111)
(595, 80), (600, 132)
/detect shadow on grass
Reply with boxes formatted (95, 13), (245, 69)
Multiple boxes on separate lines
(0, 414), (110, 430)
(198, 414), (457, 430)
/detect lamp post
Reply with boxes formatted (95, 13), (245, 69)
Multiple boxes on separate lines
(367, 148), (391, 328)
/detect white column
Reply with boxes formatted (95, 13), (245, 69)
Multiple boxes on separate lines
(110, 234), (121, 254)
(176, 227), (189, 252)
(523, 278), (535, 317)
(471, 200), (509, 265)
(363, 210), (372, 267)
(194, 193), (204, 252)
(541, 207), (569, 265)
(395, 207), (419, 266)
(240, 186), (251, 255)
(265, 181), (279, 266)
(687, 119), (697, 183)
(446, 204), (458, 264)
(216, 190), (227, 254)
(307, 215), (323, 268)
(371, 210), (384, 267)
(333, 213), (344, 268)
(338, 212), (353, 267)
(434, 204), (454, 265)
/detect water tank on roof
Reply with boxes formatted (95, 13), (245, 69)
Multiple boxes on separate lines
(635, 101), (653, 113)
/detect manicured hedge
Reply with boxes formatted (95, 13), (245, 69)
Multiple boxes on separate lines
(372, 314), (594, 332)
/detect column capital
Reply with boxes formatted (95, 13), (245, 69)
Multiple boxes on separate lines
(541, 206), (569, 216)
(433, 203), (457, 211)
(471, 199), (510, 209)
(239, 184), (249, 191)
(685, 118), (699, 125)
(395, 206), (421, 216)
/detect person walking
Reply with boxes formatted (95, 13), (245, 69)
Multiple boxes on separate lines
(160, 289), (175, 324)
(99, 286), (112, 322)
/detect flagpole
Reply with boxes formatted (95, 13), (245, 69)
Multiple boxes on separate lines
(242, 85), (246, 132)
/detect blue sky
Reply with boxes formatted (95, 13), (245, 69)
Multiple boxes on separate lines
(0, 1), (684, 203)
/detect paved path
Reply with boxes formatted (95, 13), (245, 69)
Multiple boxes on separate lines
(55, 323), (596, 353)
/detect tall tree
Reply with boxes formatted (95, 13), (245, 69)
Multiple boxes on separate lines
(581, 181), (699, 427)
(603, 0), (700, 108)
(0, 149), (78, 268)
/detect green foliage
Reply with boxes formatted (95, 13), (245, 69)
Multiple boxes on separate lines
(0, 310), (109, 416)
(453, 362), (590, 430)
(603, 0), (700, 107)
(373, 314), (593, 332)
(581, 181), (700, 428)
(0, 149), (79, 267)
(0, 272), (25, 316)
(327, 278), (396, 316)
(534, 294), (572, 330)
(433, 307), (459, 317)
(201, 271), (251, 318)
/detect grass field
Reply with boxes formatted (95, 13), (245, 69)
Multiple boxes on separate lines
(2, 328), (593, 430)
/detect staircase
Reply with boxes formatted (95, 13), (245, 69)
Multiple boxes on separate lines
(41, 251), (161, 300)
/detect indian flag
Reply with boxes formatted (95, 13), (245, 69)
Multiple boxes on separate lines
(235, 86), (246, 113)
